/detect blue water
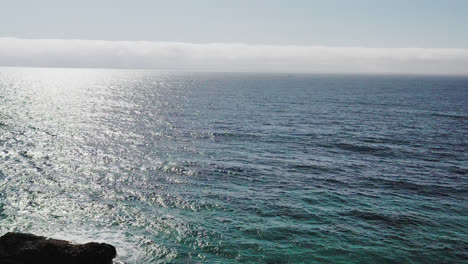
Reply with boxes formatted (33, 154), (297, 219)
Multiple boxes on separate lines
(0, 67), (467, 263)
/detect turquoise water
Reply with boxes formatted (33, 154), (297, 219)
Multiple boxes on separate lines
(0, 67), (467, 263)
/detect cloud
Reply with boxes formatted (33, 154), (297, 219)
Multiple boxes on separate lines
(0, 37), (468, 75)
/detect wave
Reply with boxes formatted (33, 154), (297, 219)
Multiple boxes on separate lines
(360, 177), (467, 198)
(340, 209), (423, 227)
(431, 113), (468, 120)
(361, 136), (409, 145)
(288, 164), (338, 173)
(330, 142), (395, 157)
(211, 132), (263, 140)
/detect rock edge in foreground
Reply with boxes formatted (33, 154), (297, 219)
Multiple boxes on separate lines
(0, 232), (116, 264)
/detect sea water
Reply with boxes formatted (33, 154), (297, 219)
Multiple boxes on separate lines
(0, 67), (467, 263)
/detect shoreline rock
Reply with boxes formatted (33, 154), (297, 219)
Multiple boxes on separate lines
(0, 232), (116, 264)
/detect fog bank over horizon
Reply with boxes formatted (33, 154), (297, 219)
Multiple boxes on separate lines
(1, 37), (468, 75)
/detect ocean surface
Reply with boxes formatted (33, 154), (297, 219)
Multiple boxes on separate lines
(0, 67), (467, 263)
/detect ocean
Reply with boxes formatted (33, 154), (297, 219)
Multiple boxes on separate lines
(0, 67), (467, 263)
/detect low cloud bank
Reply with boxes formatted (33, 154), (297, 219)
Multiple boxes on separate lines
(1, 37), (467, 75)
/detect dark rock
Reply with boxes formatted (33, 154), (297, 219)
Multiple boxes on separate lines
(0, 232), (116, 264)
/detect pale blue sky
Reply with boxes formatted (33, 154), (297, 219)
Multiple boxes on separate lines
(1, 0), (467, 48)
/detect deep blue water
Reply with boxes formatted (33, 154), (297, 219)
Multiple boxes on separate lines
(0, 67), (467, 263)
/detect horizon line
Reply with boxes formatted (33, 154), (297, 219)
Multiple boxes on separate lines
(2, 65), (468, 77)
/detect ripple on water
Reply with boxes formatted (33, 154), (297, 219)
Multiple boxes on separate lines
(0, 69), (467, 263)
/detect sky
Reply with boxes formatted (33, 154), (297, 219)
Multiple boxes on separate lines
(1, 0), (468, 74)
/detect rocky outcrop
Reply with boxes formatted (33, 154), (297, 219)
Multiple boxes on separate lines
(0, 232), (116, 264)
